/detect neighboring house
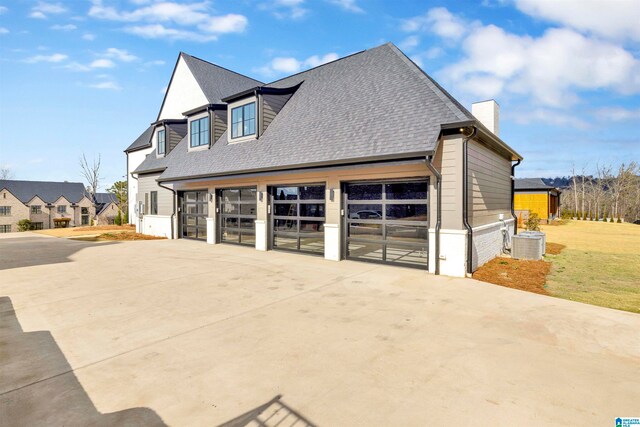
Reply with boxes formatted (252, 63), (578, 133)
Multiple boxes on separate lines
(125, 43), (523, 277)
(0, 180), (97, 231)
(514, 178), (562, 223)
(95, 192), (120, 225)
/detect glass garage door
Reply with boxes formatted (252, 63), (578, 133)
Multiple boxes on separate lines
(271, 184), (325, 255)
(344, 180), (429, 269)
(218, 187), (257, 246)
(181, 191), (208, 240)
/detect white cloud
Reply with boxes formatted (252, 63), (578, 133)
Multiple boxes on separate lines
(147, 60), (165, 66)
(124, 24), (216, 42)
(103, 47), (137, 62)
(62, 62), (91, 72)
(29, 2), (67, 19)
(260, 0), (308, 20)
(88, 0), (247, 40)
(398, 35), (419, 51)
(25, 53), (68, 63)
(420, 8), (640, 107)
(89, 80), (121, 90)
(594, 107), (640, 122)
(257, 52), (340, 77)
(82, 33), (95, 41)
(509, 108), (590, 129)
(402, 7), (471, 40)
(0, 27), (8, 35)
(0, 6), (8, 14)
(514, 0), (640, 42)
(51, 24), (77, 31)
(90, 58), (116, 68)
(327, 0), (363, 13)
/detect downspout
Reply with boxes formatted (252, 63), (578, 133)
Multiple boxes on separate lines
(425, 154), (441, 275)
(157, 181), (176, 240)
(130, 171), (140, 231)
(462, 126), (477, 276)
(511, 159), (521, 234)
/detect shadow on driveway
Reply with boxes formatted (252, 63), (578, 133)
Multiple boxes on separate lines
(0, 235), (118, 271)
(218, 395), (317, 427)
(0, 296), (167, 426)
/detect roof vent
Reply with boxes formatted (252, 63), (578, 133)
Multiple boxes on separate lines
(472, 100), (499, 136)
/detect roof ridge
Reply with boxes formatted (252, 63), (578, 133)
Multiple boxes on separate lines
(0, 179), (83, 185)
(384, 43), (473, 122)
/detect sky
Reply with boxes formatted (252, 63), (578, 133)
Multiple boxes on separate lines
(0, 0), (639, 190)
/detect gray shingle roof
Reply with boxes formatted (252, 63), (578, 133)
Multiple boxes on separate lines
(154, 43), (475, 181)
(94, 192), (118, 205)
(181, 53), (263, 104)
(515, 178), (554, 190)
(0, 180), (87, 204)
(125, 125), (154, 153)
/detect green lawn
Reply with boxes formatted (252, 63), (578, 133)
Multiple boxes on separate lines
(541, 220), (640, 313)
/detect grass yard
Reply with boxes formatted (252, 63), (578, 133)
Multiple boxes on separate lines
(542, 220), (640, 313)
(473, 220), (640, 313)
(34, 225), (164, 241)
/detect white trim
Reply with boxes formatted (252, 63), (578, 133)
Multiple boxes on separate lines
(472, 218), (514, 232)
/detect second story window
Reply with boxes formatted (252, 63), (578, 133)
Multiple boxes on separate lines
(157, 129), (166, 155)
(190, 117), (209, 148)
(57, 205), (67, 214)
(231, 102), (255, 139)
(150, 191), (158, 215)
(31, 205), (42, 214)
(0, 206), (10, 216)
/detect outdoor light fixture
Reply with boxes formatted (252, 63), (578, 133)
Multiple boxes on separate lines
(209, 193), (213, 202)
(259, 191), (263, 202)
(330, 188), (335, 202)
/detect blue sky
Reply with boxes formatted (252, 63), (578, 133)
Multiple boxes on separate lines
(0, 0), (639, 189)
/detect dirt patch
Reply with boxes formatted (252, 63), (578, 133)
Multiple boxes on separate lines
(546, 242), (565, 255)
(473, 258), (551, 295)
(545, 219), (569, 226)
(98, 232), (165, 241)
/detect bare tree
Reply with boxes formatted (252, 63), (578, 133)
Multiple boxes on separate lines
(0, 166), (13, 180)
(80, 153), (102, 206)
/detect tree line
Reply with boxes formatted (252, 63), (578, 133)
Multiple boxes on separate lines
(559, 162), (639, 222)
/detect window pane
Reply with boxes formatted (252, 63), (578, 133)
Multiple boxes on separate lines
(224, 217), (238, 228)
(232, 107), (242, 124)
(244, 118), (255, 136)
(348, 204), (382, 219)
(240, 188), (256, 202)
(240, 204), (256, 215)
(385, 182), (428, 200)
(197, 192), (207, 202)
(299, 185), (324, 200)
(244, 103), (255, 119)
(348, 184), (382, 200)
(222, 189), (239, 202)
(201, 129), (209, 146)
(274, 187), (298, 200)
(300, 220), (323, 234)
(386, 243), (428, 267)
(348, 241), (383, 261)
(386, 225), (428, 243)
(299, 203), (325, 218)
(385, 204), (428, 221)
(300, 236), (324, 254)
(275, 203), (296, 216)
(222, 229), (240, 243)
(274, 219), (297, 232)
(274, 235), (297, 250)
(349, 223), (382, 239)
(221, 203), (238, 214)
(231, 123), (240, 138)
(200, 117), (209, 131)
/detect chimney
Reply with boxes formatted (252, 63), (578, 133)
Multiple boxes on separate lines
(472, 100), (499, 136)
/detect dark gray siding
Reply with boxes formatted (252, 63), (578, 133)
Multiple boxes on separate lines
(213, 109), (227, 144)
(167, 123), (187, 153)
(262, 93), (293, 133)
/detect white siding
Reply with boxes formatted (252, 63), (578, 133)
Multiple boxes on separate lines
(158, 56), (208, 120)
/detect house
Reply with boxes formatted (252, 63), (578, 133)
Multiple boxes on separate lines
(125, 43), (522, 277)
(514, 178), (561, 223)
(0, 180), (99, 231)
(94, 192), (120, 225)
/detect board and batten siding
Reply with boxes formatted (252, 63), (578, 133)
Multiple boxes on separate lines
(167, 123), (186, 153)
(467, 139), (512, 227)
(137, 173), (173, 216)
(262, 93), (293, 133)
(436, 135), (464, 230)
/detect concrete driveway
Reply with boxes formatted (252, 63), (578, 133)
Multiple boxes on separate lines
(1, 233), (638, 426)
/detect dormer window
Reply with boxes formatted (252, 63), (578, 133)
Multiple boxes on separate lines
(190, 117), (209, 147)
(157, 129), (166, 155)
(231, 102), (255, 139)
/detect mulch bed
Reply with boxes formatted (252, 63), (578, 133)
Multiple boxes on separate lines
(472, 242), (565, 295)
(97, 232), (165, 241)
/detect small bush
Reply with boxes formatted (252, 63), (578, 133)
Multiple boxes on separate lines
(17, 219), (32, 232)
(114, 211), (122, 226)
(524, 213), (541, 231)
(561, 209), (573, 220)
(123, 211), (128, 224)
(617, 217), (622, 223)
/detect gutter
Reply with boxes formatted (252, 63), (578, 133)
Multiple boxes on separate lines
(462, 126), (478, 276)
(510, 159), (521, 234)
(424, 155), (441, 275)
(157, 181), (177, 239)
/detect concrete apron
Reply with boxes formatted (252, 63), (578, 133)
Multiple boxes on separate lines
(0, 235), (639, 426)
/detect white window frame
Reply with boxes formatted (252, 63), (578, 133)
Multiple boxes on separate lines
(188, 111), (210, 152)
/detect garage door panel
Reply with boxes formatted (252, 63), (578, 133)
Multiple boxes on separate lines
(345, 180), (428, 269)
(218, 187), (257, 246)
(181, 191), (208, 241)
